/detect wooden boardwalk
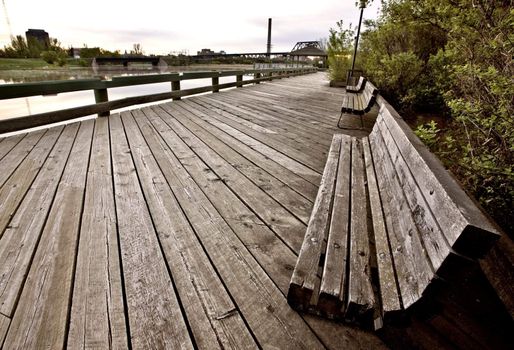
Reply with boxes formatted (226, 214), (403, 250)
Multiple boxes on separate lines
(0, 72), (384, 349)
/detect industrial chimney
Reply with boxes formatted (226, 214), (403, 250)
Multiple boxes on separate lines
(266, 18), (272, 57)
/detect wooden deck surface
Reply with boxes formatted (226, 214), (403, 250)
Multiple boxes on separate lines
(0, 72), (385, 349)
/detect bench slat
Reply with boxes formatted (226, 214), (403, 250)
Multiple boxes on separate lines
(346, 138), (376, 321)
(376, 117), (450, 272)
(378, 102), (500, 257)
(370, 130), (434, 309)
(319, 136), (352, 317)
(362, 137), (403, 319)
(288, 135), (342, 310)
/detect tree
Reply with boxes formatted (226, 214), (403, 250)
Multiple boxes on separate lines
(326, 20), (355, 81)
(131, 43), (144, 56)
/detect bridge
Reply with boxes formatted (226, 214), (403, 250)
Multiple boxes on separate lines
(92, 56), (164, 67)
(0, 71), (511, 349)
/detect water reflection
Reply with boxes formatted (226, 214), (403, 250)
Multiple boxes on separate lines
(0, 64), (252, 84)
(0, 64), (253, 120)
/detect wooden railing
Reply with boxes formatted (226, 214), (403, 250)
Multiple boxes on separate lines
(0, 67), (317, 133)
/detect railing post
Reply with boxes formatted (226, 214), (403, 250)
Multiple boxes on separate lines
(236, 74), (243, 87)
(172, 80), (181, 100)
(212, 75), (219, 93)
(254, 72), (261, 84)
(94, 88), (109, 117)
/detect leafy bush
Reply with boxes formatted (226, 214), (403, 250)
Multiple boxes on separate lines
(41, 50), (58, 64)
(326, 20), (354, 81)
(357, 0), (514, 236)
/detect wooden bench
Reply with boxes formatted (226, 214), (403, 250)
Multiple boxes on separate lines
(338, 80), (378, 129)
(346, 76), (366, 93)
(288, 96), (501, 328)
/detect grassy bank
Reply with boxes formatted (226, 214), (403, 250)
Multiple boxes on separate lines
(0, 58), (86, 70)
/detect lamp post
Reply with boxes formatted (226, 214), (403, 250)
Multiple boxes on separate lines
(349, 0), (367, 84)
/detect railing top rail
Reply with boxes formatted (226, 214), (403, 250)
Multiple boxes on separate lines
(0, 67), (316, 100)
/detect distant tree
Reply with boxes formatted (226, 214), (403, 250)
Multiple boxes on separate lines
(131, 43), (144, 56)
(326, 20), (355, 81)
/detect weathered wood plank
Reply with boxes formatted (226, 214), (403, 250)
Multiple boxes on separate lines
(152, 104), (308, 249)
(0, 133), (25, 161)
(0, 130), (45, 189)
(370, 127), (434, 309)
(378, 100), (500, 257)
(182, 100), (322, 185)
(172, 100), (319, 201)
(192, 98), (326, 172)
(346, 138), (375, 322)
(0, 123), (79, 317)
(134, 110), (326, 349)
(0, 126), (63, 240)
(67, 118), (128, 349)
(288, 135), (342, 310)
(163, 102), (313, 223)
(0, 314), (9, 348)
(3, 121), (92, 349)
(362, 137), (402, 319)
(202, 95), (329, 153)
(318, 135), (352, 317)
(123, 110), (257, 349)
(376, 117), (451, 273)
(110, 114), (193, 349)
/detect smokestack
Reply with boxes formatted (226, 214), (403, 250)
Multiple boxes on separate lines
(266, 18), (272, 57)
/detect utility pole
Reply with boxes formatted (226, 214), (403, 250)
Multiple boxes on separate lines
(349, 0), (367, 83)
(2, 0), (13, 37)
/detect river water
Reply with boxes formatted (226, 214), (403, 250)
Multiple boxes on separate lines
(0, 64), (254, 121)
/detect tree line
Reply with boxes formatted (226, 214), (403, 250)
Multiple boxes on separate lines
(328, 0), (513, 236)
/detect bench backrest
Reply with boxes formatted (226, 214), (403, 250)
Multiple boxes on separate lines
(369, 98), (500, 260)
(346, 76), (367, 93)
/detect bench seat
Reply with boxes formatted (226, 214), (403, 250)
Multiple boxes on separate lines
(288, 97), (501, 328)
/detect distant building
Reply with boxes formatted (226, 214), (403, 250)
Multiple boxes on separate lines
(25, 29), (50, 48)
(69, 47), (81, 58)
(197, 48), (226, 56)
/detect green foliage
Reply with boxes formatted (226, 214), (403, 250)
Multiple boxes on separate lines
(414, 120), (440, 148)
(41, 50), (58, 64)
(326, 20), (354, 81)
(356, 0), (514, 235)
(78, 46), (121, 58)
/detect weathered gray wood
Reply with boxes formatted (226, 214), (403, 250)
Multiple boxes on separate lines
(0, 126), (63, 240)
(173, 100), (319, 200)
(362, 137), (402, 319)
(0, 133), (25, 161)
(192, 97), (327, 172)
(3, 121), (92, 349)
(0, 123), (79, 317)
(159, 102), (313, 224)
(134, 110), (326, 349)
(67, 118), (128, 349)
(377, 100), (500, 257)
(184, 99), (321, 185)
(0, 130), (45, 188)
(370, 127), (434, 309)
(204, 93), (330, 153)
(376, 117), (450, 273)
(346, 138), (375, 322)
(0, 314), (9, 348)
(318, 135), (352, 317)
(110, 114), (194, 349)
(123, 111), (257, 349)
(288, 135), (341, 311)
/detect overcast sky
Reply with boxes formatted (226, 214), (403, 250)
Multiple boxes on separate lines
(1, 0), (381, 55)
